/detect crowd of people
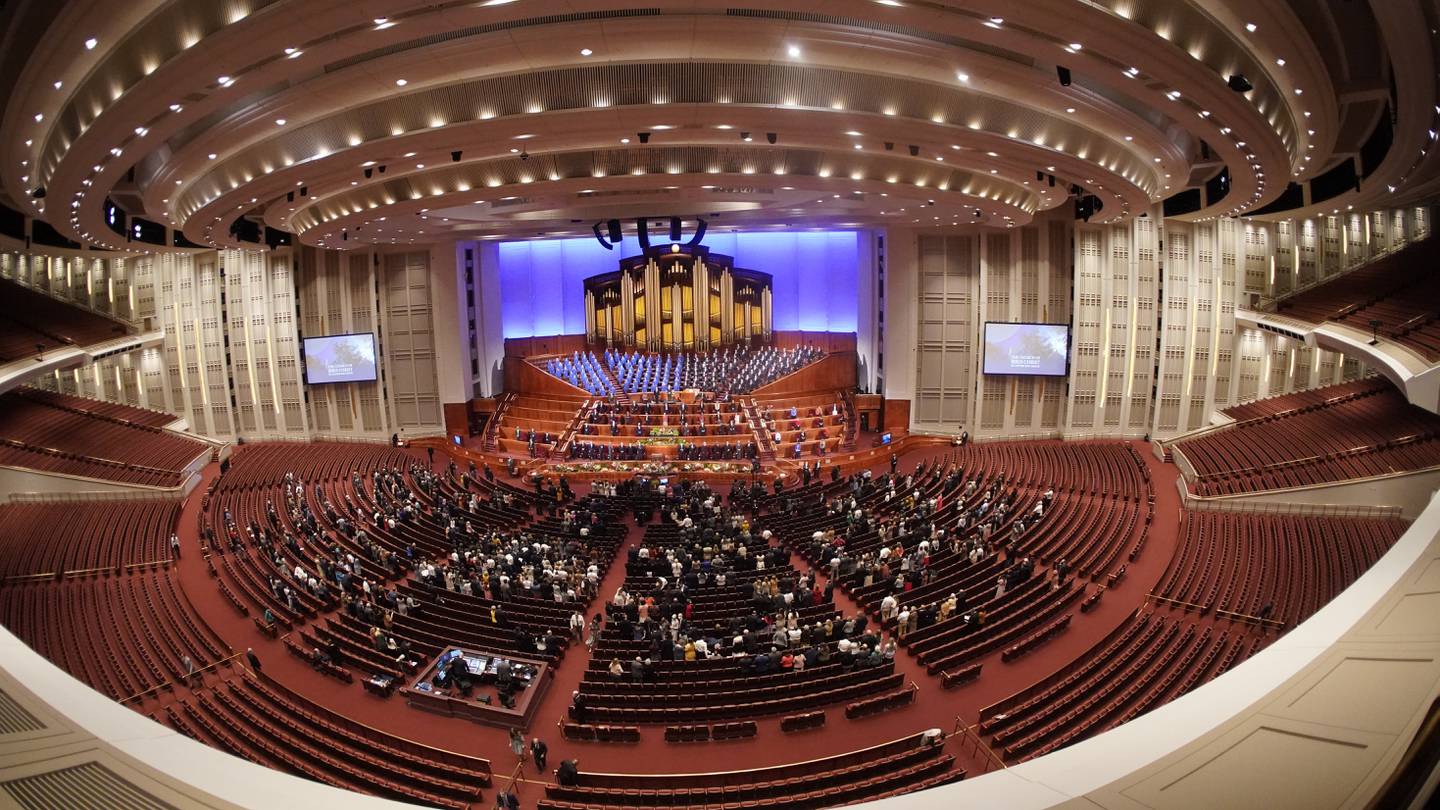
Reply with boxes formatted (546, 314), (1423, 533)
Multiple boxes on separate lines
(580, 396), (748, 437)
(577, 479), (898, 696)
(546, 344), (825, 396)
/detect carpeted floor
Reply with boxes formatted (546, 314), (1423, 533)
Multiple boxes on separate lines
(133, 439), (1189, 808)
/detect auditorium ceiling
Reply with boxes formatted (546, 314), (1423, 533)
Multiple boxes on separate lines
(1, 0), (1437, 252)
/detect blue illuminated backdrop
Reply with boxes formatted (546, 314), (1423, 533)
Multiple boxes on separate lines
(496, 230), (860, 339)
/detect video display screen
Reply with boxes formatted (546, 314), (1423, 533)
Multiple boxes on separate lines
(982, 323), (1070, 377)
(302, 333), (378, 384)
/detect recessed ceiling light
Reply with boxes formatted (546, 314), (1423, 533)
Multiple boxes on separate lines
(1066, 107), (1076, 113)
(956, 72), (969, 82)
(395, 78), (408, 86)
(1275, 58), (1286, 66)
(984, 17), (1004, 28)
(787, 45), (801, 58)
(208, 153), (217, 160)
(275, 118), (286, 126)
(844, 130), (863, 136)
(1245, 22), (1257, 32)
(84, 37), (98, 50)
(1068, 43), (1082, 50)
(580, 48), (593, 56)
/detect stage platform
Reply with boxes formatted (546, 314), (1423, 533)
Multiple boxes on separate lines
(401, 647), (551, 729)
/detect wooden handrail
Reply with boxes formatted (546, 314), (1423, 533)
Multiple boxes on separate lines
(120, 649), (244, 704)
(953, 718), (1007, 773)
(1146, 593), (1211, 611)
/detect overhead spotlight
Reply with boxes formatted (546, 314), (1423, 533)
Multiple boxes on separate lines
(1056, 66), (1072, 87)
(342, 230), (348, 241)
(377, 164), (387, 174)
(29, 187), (45, 199)
(1047, 174), (1056, 187)
(637, 132), (650, 144)
(363, 168), (374, 179)
(451, 150), (463, 162)
(1227, 74), (1253, 93)
(519, 150), (530, 161)
(740, 131), (753, 142)
(884, 142), (895, 151)
(298, 186), (307, 197)
(766, 132), (777, 144)
(908, 145), (920, 156)
(286, 191), (295, 203)
(1036, 170), (1044, 182)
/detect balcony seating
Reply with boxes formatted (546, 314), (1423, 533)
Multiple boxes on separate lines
(0, 389), (206, 486)
(1153, 511), (1405, 626)
(1277, 237), (1440, 360)
(1176, 378), (1440, 495)
(0, 499), (179, 580)
(0, 278), (131, 362)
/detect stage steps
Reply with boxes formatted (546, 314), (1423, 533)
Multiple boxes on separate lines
(597, 360), (630, 405)
(742, 397), (778, 461)
(482, 393), (513, 452)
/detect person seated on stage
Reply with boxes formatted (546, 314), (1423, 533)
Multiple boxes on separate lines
(788, 406), (798, 419)
(813, 417), (824, 428)
(793, 442), (803, 458)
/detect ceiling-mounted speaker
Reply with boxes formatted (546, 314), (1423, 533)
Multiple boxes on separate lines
(1227, 74), (1253, 93)
(669, 216), (682, 242)
(908, 145), (920, 156)
(766, 132), (777, 144)
(607, 219), (622, 244)
(1057, 66), (1072, 87)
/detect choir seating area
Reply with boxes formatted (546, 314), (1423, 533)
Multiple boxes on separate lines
(752, 392), (854, 457)
(544, 345), (826, 396)
(538, 732), (961, 810)
(0, 278), (132, 362)
(1276, 236), (1440, 360)
(490, 393), (586, 457)
(0, 499), (179, 580)
(1153, 511), (1405, 626)
(0, 387), (209, 486)
(1175, 378), (1440, 495)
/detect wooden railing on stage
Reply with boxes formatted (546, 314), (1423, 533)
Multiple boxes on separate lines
(751, 352), (857, 397)
(503, 357), (591, 399)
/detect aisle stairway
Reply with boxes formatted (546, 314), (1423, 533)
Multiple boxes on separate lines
(596, 359), (631, 406)
(741, 397), (777, 461)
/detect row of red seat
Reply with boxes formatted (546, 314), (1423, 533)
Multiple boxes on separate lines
(0, 569), (228, 701)
(1277, 236), (1440, 360)
(978, 612), (1259, 762)
(0, 499), (179, 580)
(1221, 377), (1386, 422)
(540, 731), (960, 808)
(1154, 511), (1405, 626)
(0, 278), (130, 362)
(0, 390), (207, 486)
(1177, 379), (1440, 495)
(164, 672), (490, 809)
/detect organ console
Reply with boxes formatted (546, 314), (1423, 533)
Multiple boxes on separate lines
(584, 244), (772, 351)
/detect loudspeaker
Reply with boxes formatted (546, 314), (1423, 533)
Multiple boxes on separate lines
(606, 219), (622, 243)
(1057, 66), (1072, 86)
(1227, 74), (1253, 93)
